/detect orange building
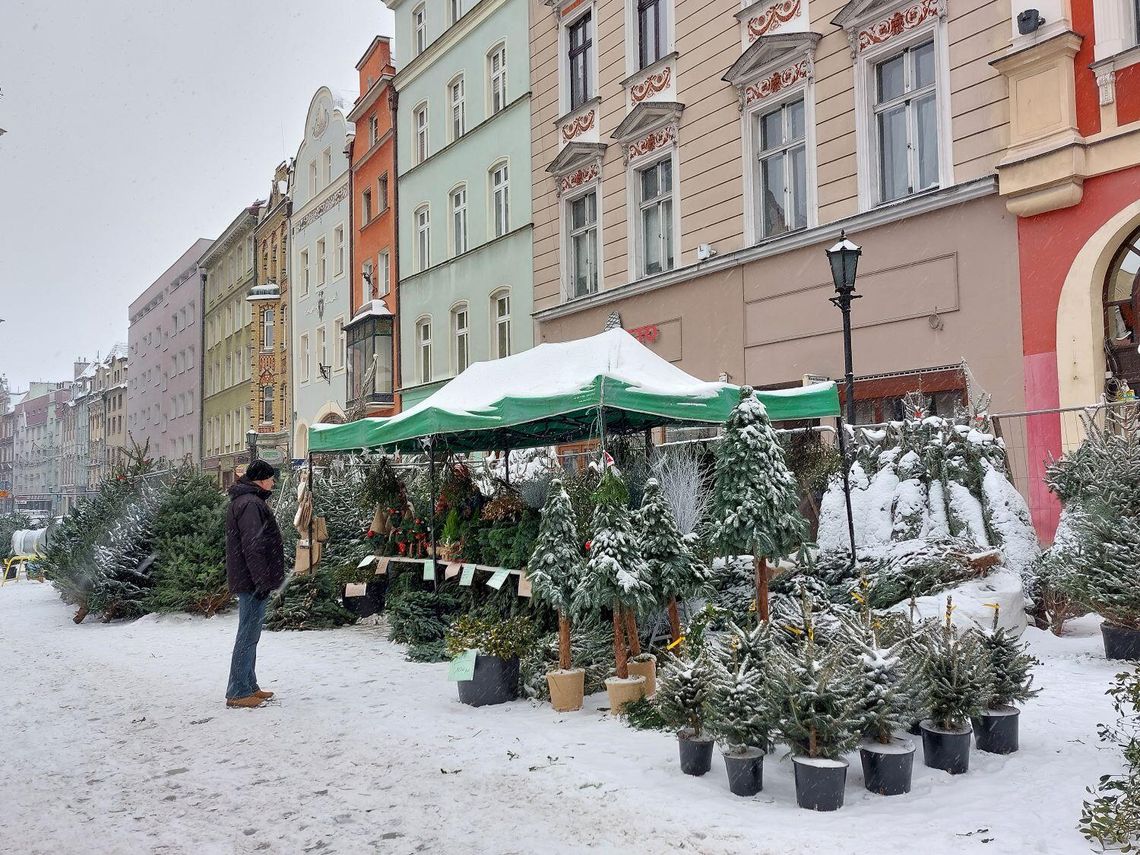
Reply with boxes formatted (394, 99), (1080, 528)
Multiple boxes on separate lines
(346, 36), (399, 418)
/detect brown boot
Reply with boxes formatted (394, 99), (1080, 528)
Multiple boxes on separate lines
(254, 690), (275, 700)
(226, 694), (265, 709)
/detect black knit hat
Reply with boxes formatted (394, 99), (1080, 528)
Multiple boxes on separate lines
(246, 460), (279, 482)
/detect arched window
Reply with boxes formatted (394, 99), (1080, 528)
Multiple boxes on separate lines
(448, 74), (466, 141)
(490, 160), (509, 238)
(415, 205), (431, 271)
(491, 288), (511, 359)
(450, 184), (468, 256)
(451, 303), (470, 374)
(1105, 226), (1140, 393)
(416, 317), (433, 384)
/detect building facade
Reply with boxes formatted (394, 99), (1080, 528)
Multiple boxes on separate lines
(12, 383), (64, 518)
(249, 162), (294, 467)
(0, 378), (14, 515)
(59, 362), (93, 513)
(992, 0), (1140, 539)
(529, 0), (1025, 429)
(346, 36), (400, 419)
(201, 205), (260, 487)
(391, 0), (535, 409)
(127, 239), (212, 466)
(290, 87), (355, 456)
(89, 346), (129, 489)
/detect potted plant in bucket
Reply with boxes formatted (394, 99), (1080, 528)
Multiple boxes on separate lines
(527, 479), (586, 712)
(774, 595), (861, 811)
(573, 471), (654, 712)
(843, 607), (919, 796)
(446, 615), (535, 707)
(707, 622), (775, 796)
(974, 605), (1040, 754)
(656, 652), (715, 776)
(916, 598), (992, 774)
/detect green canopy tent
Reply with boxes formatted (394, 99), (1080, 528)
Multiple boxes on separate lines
(310, 329), (840, 455)
(303, 329), (842, 569)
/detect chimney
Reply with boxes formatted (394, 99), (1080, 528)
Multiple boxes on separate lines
(74, 359), (91, 380)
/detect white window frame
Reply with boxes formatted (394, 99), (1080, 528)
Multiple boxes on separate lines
(490, 160), (510, 238)
(333, 224), (345, 277)
(299, 248), (310, 296)
(853, 17), (952, 210)
(316, 237), (327, 285)
(299, 333), (311, 383)
(414, 103), (429, 165)
(416, 317), (433, 384)
(363, 187), (373, 222)
(378, 173), (389, 212)
(321, 148), (332, 185)
(563, 183), (602, 300)
(334, 316), (345, 373)
(624, 0), (675, 75)
(413, 4), (427, 56)
(449, 74), (466, 141)
(488, 44), (508, 115)
(415, 205), (431, 272)
(261, 307), (275, 351)
(450, 184), (468, 256)
(378, 250), (391, 296)
(742, 83), (819, 245)
(308, 161), (318, 197)
(450, 0), (462, 24)
(316, 325), (327, 375)
(628, 151), (679, 279)
(362, 258), (375, 299)
(558, 5), (598, 117)
(451, 303), (470, 375)
(491, 288), (512, 359)
(369, 115), (379, 145)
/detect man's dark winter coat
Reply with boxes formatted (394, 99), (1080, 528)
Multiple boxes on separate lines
(226, 480), (286, 595)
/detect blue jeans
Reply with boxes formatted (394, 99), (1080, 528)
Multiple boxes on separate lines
(226, 592), (268, 700)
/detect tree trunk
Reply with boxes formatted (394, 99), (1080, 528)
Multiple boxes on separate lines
(755, 555), (770, 623)
(667, 597), (682, 643)
(612, 604), (629, 679)
(557, 610), (572, 671)
(623, 608), (642, 657)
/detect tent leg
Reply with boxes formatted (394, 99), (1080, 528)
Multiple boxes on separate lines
(503, 448), (510, 486)
(428, 439), (437, 590)
(307, 453), (314, 576)
(836, 417), (857, 569)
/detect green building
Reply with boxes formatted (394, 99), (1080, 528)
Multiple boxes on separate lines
(389, 0), (533, 408)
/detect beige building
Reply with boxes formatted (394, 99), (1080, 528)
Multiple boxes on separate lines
(529, 0), (1026, 422)
(88, 346), (129, 489)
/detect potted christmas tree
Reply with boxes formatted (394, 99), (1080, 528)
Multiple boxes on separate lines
(707, 622), (775, 796)
(638, 477), (709, 643)
(1063, 509), (1140, 660)
(528, 479), (586, 711)
(917, 597), (992, 774)
(843, 607), (918, 796)
(656, 652), (715, 776)
(773, 595), (861, 811)
(974, 605), (1040, 754)
(710, 386), (808, 623)
(573, 471), (654, 712)
(446, 615), (535, 707)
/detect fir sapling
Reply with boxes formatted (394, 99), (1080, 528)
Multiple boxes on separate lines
(917, 597), (993, 732)
(709, 386), (809, 623)
(527, 479), (585, 671)
(979, 606), (1040, 711)
(1062, 507), (1140, 630)
(636, 478), (709, 643)
(707, 641), (774, 754)
(842, 611), (916, 746)
(656, 652), (713, 738)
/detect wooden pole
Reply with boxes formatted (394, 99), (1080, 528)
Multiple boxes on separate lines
(307, 453), (314, 576)
(755, 554), (769, 623)
(612, 604), (629, 679)
(623, 607), (642, 657)
(428, 438), (437, 589)
(557, 610), (572, 671)
(667, 597), (682, 643)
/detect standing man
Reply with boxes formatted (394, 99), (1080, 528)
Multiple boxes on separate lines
(225, 460), (285, 709)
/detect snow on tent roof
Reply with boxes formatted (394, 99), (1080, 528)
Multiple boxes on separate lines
(309, 329), (840, 454)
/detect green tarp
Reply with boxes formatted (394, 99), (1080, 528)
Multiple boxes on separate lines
(309, 330), (840, 455)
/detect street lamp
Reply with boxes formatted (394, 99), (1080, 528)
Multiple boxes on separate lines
(826, 231), (862, 426)
(825, 230), (862, 566)
(246, 429), (258, 466)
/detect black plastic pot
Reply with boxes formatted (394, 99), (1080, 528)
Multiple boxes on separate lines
(342, 580), (386, 617)
(792, 757), (848, 811)
(1102, 623), (1140, 661)
(723, 749), (764, 796)
(677, 732), (714, 776)
(456, 654), (519, 707)
(921, 720), (972, 774)
(859, 739), (916, 796)
(973, 706), (1020, 754)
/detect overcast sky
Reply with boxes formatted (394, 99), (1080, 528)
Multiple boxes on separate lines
(0, 0), (394, 395)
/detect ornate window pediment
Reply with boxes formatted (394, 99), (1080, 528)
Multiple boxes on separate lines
(723, 32), (821, 88)
(546, 142), (606, 196)
(611, 101), (683, 143)
(831, 0), (944, 53)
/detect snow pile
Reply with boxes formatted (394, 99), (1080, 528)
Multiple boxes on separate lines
(886, 566), (1026, 634)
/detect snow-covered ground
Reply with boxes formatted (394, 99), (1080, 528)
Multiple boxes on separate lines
(0, 582), (1124, 855)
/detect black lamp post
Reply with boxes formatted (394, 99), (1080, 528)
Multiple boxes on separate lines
(826, 231), (862, 426)
(825, 230), (862, 566)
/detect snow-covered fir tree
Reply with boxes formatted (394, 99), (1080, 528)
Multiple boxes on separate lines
(706, 648), (773, 752)
(841, 605), (916, 745)
(656, 652), (712, 737)
(89, 481), (166, 621)
(637, 477), (708, 642)
(916, 597), (992, 731)
(709, 386), (808, 622)
(572, 471), (653, 678)
(979, 607), (1040, 710)
(528, 479), (584, 671)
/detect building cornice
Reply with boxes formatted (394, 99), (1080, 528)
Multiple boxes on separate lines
(533, 176), (998, 322)
(347, 75), (394, 122)
(200, 207), (261, 268)
(392, 0), (506, 91)
(291, 177), (350, 233)
(351, 128), (396, 171)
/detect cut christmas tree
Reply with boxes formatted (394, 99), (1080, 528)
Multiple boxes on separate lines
(656, 652), (715, 776)
(974, 605), (1040, 754)
(709, 386), (808, 623)
(89, 481), (166, 621)
(527, 478), (586, 711)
